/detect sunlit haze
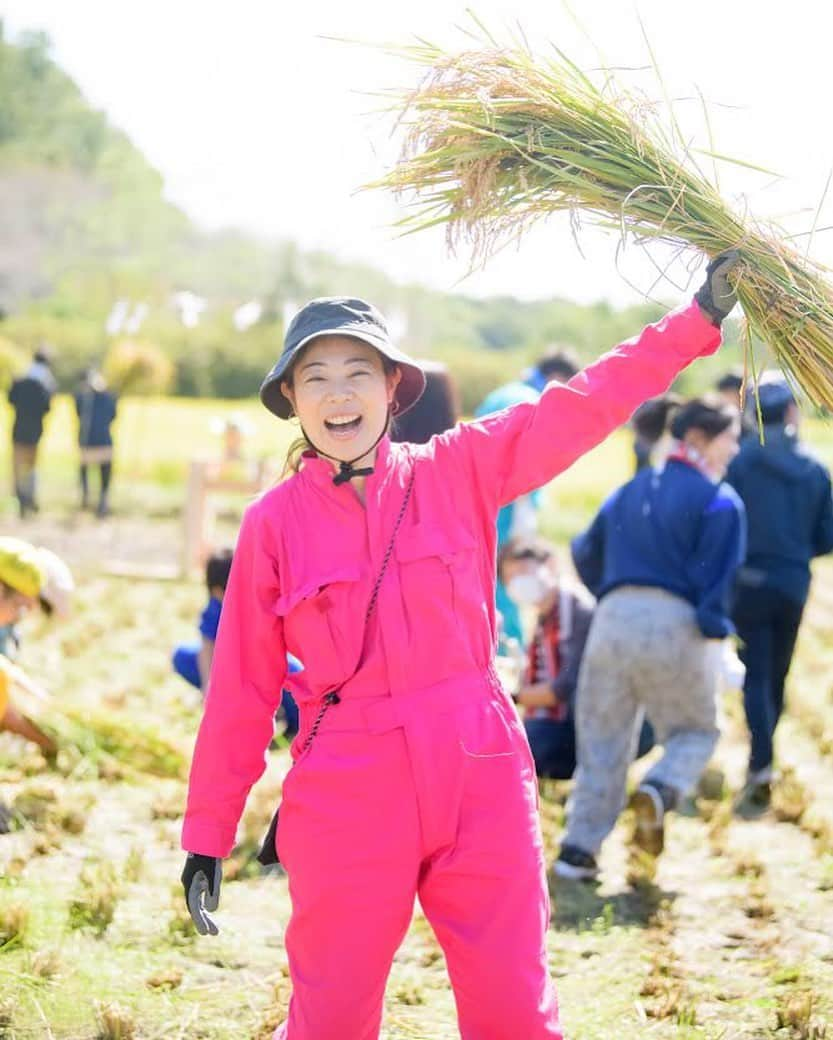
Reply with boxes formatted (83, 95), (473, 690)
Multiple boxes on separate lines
(4, 0), (831, 306)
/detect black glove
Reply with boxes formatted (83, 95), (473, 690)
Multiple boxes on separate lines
(181, 853), (222, 936)
(695, 249), (740, 326)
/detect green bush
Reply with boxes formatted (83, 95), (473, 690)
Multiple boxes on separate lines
(432, 344), (528, 414)
(102, 339), (174, 396)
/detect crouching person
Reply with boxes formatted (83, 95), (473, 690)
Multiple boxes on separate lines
(501, 536), (654, 780)
(0, 537), (74, 759)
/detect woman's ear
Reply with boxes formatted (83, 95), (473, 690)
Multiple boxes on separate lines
(280, 380), (296, 416)
(387, 366), (403, 407)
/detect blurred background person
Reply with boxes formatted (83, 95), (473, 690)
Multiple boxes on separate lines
(391, 359), (459, 444)
(172, 546), (302, 733)
(727, 372), (833, 809)
(210, 412), (252, 465)
(173, 548), (235, 695)
(75, 367), (117, 517)
(555, 396), (745, 880)
(474, 376), (540, 649)
(500, 536), (655, 781)
(523, 347), (580, 392)
(630, 393), (681, 472)
(474, 348), (578, 650)
(8, 347), (56, 518)
(0, 538), (74, 766)
(714, 368), (744, 411)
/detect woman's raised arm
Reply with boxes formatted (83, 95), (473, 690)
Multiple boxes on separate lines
(450, 299), (722, 511)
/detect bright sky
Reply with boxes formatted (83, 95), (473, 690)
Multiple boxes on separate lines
(3, 0), (832, 306)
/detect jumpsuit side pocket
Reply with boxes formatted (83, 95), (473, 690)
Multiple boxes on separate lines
(458, 698), (519, 760)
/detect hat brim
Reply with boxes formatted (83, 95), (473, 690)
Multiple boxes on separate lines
(260, 329), (427, 420)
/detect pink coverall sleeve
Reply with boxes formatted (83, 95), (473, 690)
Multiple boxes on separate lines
(182, 502), (287, 857)
(453, 300), (721, 508)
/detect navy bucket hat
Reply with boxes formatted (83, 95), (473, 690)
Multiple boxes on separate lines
(745, 371), (796, 424)
(260, 297), (427, 421)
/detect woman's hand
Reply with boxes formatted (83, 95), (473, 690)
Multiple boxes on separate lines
(695, 250), (740, 326)
(181, 853), (222, 936)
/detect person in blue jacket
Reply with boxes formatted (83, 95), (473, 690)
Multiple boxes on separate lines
(75, 368), (117, 517)
(727, 373), (833, 808)
(475, 350), (579, 649)
(555, 396), (746, 880)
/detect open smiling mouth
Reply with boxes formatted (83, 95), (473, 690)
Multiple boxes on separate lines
(324, 414), (363, 439)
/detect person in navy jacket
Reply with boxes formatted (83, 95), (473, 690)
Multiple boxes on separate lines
(727, 373), (833, 808)
(75, 368), (117, 517)
(555, 396), (746, 880)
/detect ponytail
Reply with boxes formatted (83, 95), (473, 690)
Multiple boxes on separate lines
(632, 393), (681, 445)
(282, 432), (312, 478)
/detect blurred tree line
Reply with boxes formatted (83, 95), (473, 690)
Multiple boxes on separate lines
(0, 25), (743, 411)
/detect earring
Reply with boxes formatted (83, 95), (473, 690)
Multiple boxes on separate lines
(391, 400), (400, 416)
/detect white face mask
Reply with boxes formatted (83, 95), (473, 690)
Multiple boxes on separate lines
(506, 570), (552, 607)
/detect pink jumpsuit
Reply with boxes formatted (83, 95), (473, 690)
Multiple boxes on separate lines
(183, 301), (721, 1039)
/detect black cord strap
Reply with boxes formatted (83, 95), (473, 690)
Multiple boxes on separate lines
(303, 408), (391, 486)
(296, 464), (416, 749)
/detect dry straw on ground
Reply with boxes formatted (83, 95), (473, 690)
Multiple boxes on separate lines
(374, 32), (833, 408)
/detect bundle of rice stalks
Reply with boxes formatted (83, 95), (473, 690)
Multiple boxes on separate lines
(374, 36), (833, 407)
(94, 1001), (137, 1040)
(43, 706), (186, 780)
(68, 860), (122, 936)
(0, 899), (29, 948)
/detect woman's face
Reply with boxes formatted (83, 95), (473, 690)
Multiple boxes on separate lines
(688, 419), (741, 478)
(0, 585), (35, 627)
(281, 336), (401, 462)
(501, 556), (558, 610)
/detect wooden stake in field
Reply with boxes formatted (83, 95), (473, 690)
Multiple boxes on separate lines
(372, 35), (833, 409)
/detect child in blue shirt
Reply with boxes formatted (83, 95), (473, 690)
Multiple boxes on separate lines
(173, 549), (301, 734)
(173, 550), (233, 693)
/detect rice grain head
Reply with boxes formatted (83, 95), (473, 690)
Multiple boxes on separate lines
(373, 37), (833, 408)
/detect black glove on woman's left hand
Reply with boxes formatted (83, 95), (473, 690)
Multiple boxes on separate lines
(695, 249), (740, 326)
(181, 853), (222, 936)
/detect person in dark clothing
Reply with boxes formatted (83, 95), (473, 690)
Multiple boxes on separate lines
(8, 349), (56, 517)
(390, 360), (459, 444)
(524, 347), (580, 392)
(727, 372), (833, 808)
(75, 369), (117, 517)
(499, 536), (653, 780)
(714, 369), (744, 410)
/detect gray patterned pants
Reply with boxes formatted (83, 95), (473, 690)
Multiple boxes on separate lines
(563, 586), (720, 856)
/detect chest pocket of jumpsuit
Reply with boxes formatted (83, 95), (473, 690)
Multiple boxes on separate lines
(271, 565), (362, 693)
(395, 523), (479, 642)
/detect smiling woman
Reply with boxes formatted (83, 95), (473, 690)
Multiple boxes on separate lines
(181, 271), (734, 1040)
(279, 336), (402, 494)
(260, 298), (426, 488)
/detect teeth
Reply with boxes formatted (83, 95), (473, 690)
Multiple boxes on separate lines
(327, 415), (360, 425)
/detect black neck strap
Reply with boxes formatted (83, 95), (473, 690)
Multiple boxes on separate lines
(303, 409), (391, 486)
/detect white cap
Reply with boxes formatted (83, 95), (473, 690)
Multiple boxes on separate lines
(37, 548), (74, 619)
